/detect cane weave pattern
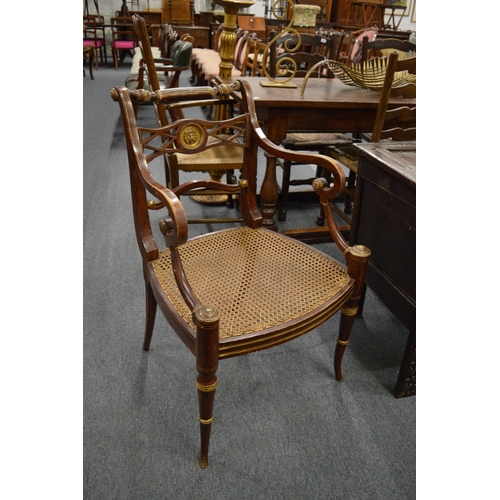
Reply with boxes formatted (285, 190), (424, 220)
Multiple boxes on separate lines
(152, 226), (350, 339)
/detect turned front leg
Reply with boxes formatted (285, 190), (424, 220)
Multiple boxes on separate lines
(334, 245), (371, 381)
(194, 305), (220, 469)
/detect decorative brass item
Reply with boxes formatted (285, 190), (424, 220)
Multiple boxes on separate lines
(300, 54), (417, 95)
(178, 123), (206, 151)
(260, 0), (301, 88)
(213, 0), (256, 80)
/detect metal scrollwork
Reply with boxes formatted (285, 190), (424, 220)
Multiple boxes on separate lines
(260, 0), (301, 88)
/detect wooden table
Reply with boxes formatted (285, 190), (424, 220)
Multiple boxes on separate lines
(349, 142), (416, 397)
(225, 76), (416, 231)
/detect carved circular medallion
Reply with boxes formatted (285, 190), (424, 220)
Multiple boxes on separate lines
(177, 123), (206, 151)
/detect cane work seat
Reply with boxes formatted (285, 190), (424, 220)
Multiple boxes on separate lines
(152, 226), (352, 346)
(111, 79), (370, 468)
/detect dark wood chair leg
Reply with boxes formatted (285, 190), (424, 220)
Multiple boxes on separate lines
(101, 45), (108, 66)
(190, 58), (197, 82)
(316, 166), (329, 226)
(194, 305), (220, 469)
(226, 170), (236, 208)
(163, 154), (179, 189)
(334, 245), (370, 381)
(143, 281), (157, 351)
(278, 159), (291, 221)
(344, 170), (356, 215)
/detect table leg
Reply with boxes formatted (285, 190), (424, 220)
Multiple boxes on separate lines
(260, 150), (279, 229)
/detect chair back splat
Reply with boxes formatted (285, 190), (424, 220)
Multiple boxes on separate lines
(110, 79), (371, 468)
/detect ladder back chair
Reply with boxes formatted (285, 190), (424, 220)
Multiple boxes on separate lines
(111, 79), (371, 468)
(273, 31), (356, 223)
(128, 16), (192, 97)
(344, 26), (377, 66)
(360, 37), (416, 64)
(329, 50), (416, 216)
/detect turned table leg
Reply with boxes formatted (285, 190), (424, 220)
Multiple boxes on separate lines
(260, 150), (279, 229)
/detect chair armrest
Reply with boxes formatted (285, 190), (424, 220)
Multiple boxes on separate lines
(254, 128), (350, 253)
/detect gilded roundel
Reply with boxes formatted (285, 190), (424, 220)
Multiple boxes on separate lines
(177, 123), (207, 151)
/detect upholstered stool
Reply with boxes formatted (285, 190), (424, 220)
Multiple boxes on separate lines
(293, 5), (321, 27)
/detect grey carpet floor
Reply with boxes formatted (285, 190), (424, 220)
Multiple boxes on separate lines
(83, 60), (415, 499)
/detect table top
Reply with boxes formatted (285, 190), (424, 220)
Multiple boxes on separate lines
(227, 77), (415, 110)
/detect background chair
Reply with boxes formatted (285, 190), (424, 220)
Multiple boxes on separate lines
(158, 23), (178, 59)
(83, 14), (107, 68)
(111, 17), (138, 69)
(190, 24), (225, 86)
(329, 50), (416, 217)
(329, 36), (415, 217)
(242, 35), (267, 77)
(360, 36), (416, 63)
(197, 29), (248, 86)
(272, 31), (356, 223)
(126, 38), (193, 95)
(111, 78), (370, 468)
(131, 14), (244, 217)
(342, 26), (377, 65)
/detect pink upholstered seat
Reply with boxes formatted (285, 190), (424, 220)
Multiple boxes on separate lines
(113, 40), (137, 49)
(111, 17), (138, 69)
(83, 15), (107, 68)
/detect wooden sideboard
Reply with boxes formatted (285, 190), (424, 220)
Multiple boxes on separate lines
(173, 25), (210, 48)
(349, 142), (416, 398)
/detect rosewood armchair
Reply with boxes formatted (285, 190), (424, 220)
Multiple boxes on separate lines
(111, 79), (370, 468)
